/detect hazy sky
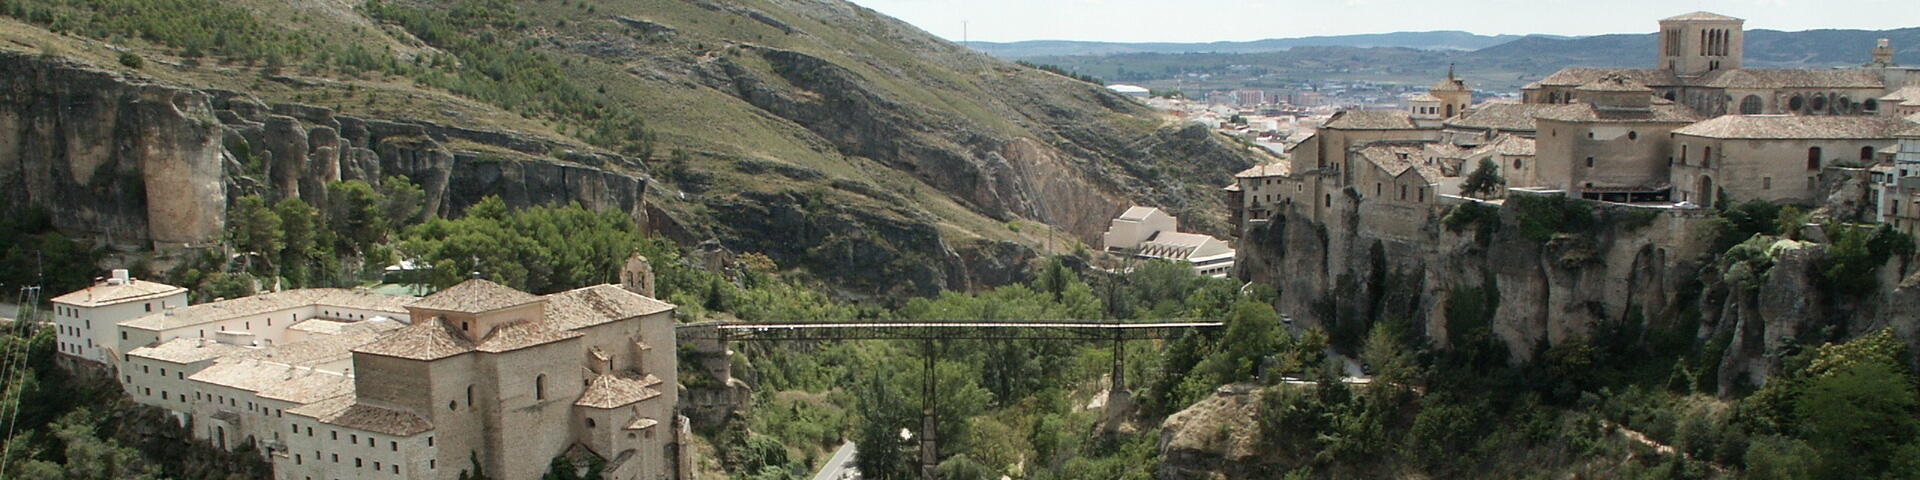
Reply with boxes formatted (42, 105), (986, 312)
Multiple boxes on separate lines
(843, 0), (1919, 43)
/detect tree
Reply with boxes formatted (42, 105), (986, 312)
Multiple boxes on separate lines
(1458, 158), (1506, 199)
(273, 197), (322, 284)
(227, 196), (282, 267)
(1794, 360), (1917, 478)
(10, 409), (163, 480)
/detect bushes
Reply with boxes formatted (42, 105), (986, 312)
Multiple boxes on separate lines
(1814, 222), (1914, 297)
(115, 50), (141, 68)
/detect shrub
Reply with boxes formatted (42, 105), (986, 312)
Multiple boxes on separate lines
(117, 51), (143, 69)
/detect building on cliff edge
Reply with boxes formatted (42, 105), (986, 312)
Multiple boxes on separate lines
(1102, 206), (1236, 278)
(95, 277), (684, 480)
(1232, 11), (1920, 236)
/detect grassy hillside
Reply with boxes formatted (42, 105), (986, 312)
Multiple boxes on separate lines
(0, 0), (1267, 295)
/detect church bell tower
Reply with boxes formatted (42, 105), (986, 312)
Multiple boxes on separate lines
(1658, 12), (1744, 76)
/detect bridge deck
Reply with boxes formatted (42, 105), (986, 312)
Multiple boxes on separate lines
(683, 320), (1223, 341)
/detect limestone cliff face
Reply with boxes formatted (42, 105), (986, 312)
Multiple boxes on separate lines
(0, 52), (227, 249)
(0, 52), (648, 249)
(1240, 195), (1716, 363)
(1239, 188), (1920, 392)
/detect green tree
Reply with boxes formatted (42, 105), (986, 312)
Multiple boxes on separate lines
(10, 409), (162, 480)
(1794, 360), (1917, 479)
(227, 195), (282, 267)
(1458, 158), (1505, 198)
(273, 197), (322, 284)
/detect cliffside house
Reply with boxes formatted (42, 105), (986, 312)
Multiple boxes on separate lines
(1102, 206), (1236, 278)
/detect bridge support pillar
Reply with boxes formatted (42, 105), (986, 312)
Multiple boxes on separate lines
(921, 339), (938, 480)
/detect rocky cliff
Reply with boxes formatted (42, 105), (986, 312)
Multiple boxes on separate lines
(1238, 188), (1920, 392)
(0, 0), (1268, 295)
(0, 52), (647, 251)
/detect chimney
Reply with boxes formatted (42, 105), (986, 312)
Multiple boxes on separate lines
(109, 269), (130, 286)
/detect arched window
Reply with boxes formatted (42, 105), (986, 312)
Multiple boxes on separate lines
(1513, 158), (1523, 169)
(1807, 147), (1822, 170)
(1810, 95), (1827, 112)
(1445, 104), (1455, 117)
(1739, 95), (1763, 114)
(535, 374), (547, 400)
(1628, 131), (1639, 141)
(1862, 146), (1876, 162)
(1704, 147), (1713, 168)
(1788, 95), (1805, 112)
(1865, 99), (1880, 112)
(466, 385), (474, 407)
(1586, 157), (1595, 168)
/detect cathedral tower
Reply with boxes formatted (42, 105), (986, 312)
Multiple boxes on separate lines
(1658, 12), (1744, 76)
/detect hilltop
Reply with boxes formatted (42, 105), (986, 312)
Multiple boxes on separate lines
(0, 0), (1269, 296)
(1022, 27), (1920, 91)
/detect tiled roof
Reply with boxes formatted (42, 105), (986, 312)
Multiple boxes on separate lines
(1576, 74), (1652, 92)
(189, 359), (345, 399)
(351, 317), (474, 361)
(51, 280), (184, 307)
(1484, 135), (1536, 157)
(1662, 11), (1741, 22)
(1881, 86), (1920, 107)
(1354, 143), (1447, 183)
(543, 285), (675, 331)
(1408, 93), (1440, 102)
(575, 374), (663, 409)
(1698, 69), (1883, 89)
(232, 327), (395, 367)
(120, 289), (411, 331)
(287, 395), (433, 437)
(256, 371), (353, 404)
(1534, 102), (1703, 123)
(473, 320), (581, 353)
(1116, 206), (1159, 221)
(1323, 110), (1421, 130)
(626, 417), (659, 430)
(1536, 68), (1680, 88)
(127, 338), (239, 364)
(1445, 103), (1553, 132)
(1234, 162), (1292, 178)
(408, 279), (541, 313)
(1672, 115), (1916, 140)
(1901, 123), (1920, 138)
(286, 317), (405, 337)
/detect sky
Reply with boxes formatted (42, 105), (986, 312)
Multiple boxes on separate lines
(843, 0), (1920, 43)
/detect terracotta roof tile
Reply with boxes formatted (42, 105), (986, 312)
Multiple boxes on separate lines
(351, 317), (474, 361)
(1662, 11), (1741, 21)
(1323, 110), (1421, 130)
(474, 320), (581, 353)
(1445, 103), (1554, 132)
(1699, 69), (1883, 89)
(408, 279), (541, 313)
(1536, 68), (1680, 88)
(51, 280), (184, 307)
(1672, 115), (1916, 139)
(1534, 102), (1703, 123)
(576, 374), (662, 409)
(127, 338), (238, 364)
(543, 285), (675, 331)
(287, 395), (432, 437)
(121, 289), (411, 331)
(1234, 161), (1292, 178)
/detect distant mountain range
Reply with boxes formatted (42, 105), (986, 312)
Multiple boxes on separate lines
(968, 31), (1549, 58)
(1009, 27), (1920, 92)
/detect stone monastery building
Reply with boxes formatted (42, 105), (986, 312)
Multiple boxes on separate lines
(1232, 12), (1920, 237)
(57, 274), (684, 480)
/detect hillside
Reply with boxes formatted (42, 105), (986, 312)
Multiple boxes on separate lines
(1028, 27), (1920, 92)
(0, 0), (1269, 297)
(969, 30), (1533, 58)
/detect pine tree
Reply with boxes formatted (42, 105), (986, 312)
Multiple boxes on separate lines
(1459, 158), (1506, 199)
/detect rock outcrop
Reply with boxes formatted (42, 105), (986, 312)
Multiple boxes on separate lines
(0, 52), (228, 250)
(0, 52), (649, 249)
(1240, 187), (1920, 393)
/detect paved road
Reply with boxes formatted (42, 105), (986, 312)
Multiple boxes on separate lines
(810, 442), (859, 480)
